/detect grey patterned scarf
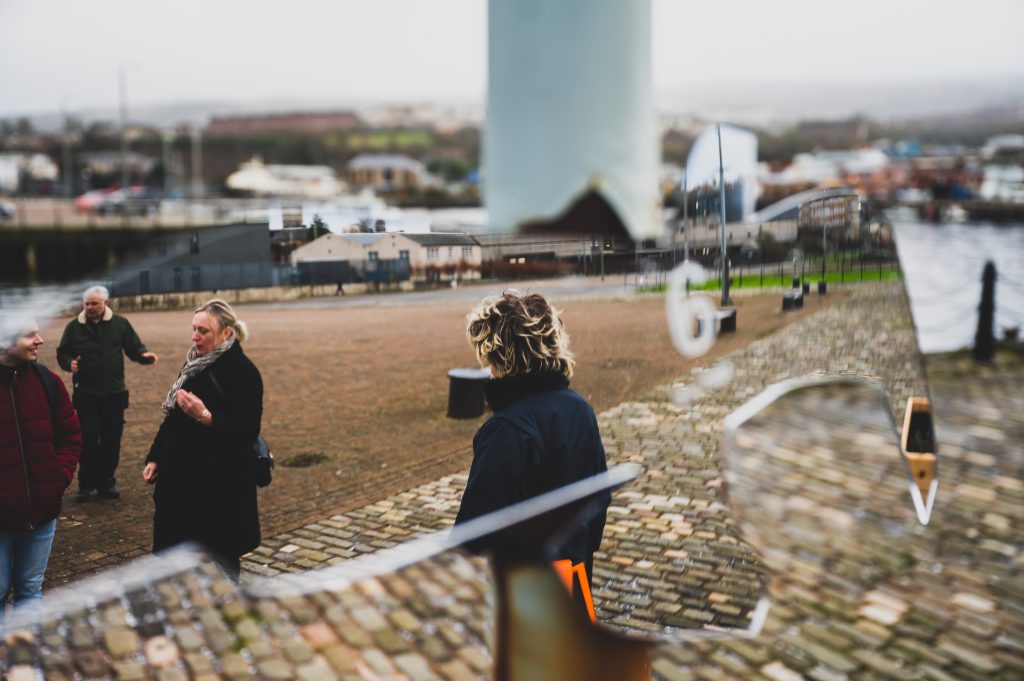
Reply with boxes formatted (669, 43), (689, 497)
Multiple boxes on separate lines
(161, 337), (235, 413)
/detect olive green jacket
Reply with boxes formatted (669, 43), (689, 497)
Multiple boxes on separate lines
(57, 307), (150, 397)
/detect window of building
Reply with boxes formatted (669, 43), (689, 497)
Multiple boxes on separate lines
(427, 247), (438, 259)
(399, 250), (410, 260)
(190, 231), (200, 254)
(462, 246), (473, 258)
(368, 251), (379, 261)
(448, 247), (454, 257)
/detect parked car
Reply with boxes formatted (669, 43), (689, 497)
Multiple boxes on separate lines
(0, 199), (14, 221)
(74, 187), (117, 212)
(96, 186), (162, 216)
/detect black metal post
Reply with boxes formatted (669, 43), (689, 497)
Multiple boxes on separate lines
(972, 261), (997, 362)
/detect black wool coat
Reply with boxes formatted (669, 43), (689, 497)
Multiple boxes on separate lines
(455, 371), (609, 577)
(146, 342), (263, 559)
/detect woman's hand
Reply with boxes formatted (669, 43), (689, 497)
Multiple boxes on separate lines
(142, 462), (158, 484)
(176, 389), (212, 426)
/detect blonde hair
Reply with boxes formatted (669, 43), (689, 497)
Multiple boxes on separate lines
(194, 299), (249, 342)
(467, 290), (574, 378)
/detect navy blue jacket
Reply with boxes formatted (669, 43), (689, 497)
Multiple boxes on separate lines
(455, 372), (609, 575)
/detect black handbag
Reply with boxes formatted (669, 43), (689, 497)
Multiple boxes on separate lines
(207, 371), (274, 487)
(253, 435), (274, 488)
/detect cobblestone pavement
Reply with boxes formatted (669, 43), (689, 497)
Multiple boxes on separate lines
(44, 283), (838, 588)
(667, 376), (1023, 681)
(3, 282), (1021, 680)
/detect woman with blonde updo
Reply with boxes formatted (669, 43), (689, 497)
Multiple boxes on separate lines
(455, 290), (609, 584)
(143, 299), (263, 578)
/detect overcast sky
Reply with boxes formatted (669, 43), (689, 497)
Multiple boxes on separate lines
(2, 0), (1023, 118)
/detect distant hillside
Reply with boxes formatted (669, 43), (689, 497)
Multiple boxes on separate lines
(658, 75), (1024, 128)
(10, 74), (1024, 133)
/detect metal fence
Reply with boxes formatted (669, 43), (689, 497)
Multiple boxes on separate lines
(296, 258), (410, 286)
(110, 262), (275, 296)
(626, 248), (902, 291)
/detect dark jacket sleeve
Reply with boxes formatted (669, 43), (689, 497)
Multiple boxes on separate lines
(50, 369), (82, 485)
(56, 321), (77, 372)
(455, 417), (539, 525)
(583, 409), (609, 556)
(146, 413), (173, 465)
(209, 361), (263, 449)
(121, 318), (149, 363)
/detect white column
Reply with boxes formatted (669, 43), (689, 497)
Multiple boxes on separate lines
(485, 0), (660, 239)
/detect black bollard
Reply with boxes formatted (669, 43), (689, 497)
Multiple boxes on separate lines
(447, 368), (492, 418)
(972, 262), (997, 363)
(782, 291), (802, 311)
(719, 308), (737, 333)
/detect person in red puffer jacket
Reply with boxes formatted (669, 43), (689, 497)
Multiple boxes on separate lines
(0, 318), (81, 620)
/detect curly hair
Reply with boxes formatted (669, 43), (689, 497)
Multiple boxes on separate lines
(466, 290), (574, 378)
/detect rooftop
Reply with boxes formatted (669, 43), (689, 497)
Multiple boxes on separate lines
(346, 154), (425, 172)
(403, 232), (479, 247)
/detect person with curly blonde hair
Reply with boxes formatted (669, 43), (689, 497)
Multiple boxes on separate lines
(456, 290), (609, 584)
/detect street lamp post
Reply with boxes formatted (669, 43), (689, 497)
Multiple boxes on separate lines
(822, 200), (830, 281)
(681, 169), (688, 263)
(716, 124), (730, 307)
(119, 66), (130, 192)
(190, 125), (204, 201)
(60, 99), (73, 200)
(162, 130), (175, 198)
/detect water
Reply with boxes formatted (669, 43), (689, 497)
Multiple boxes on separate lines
(893, 221), (1024, 353)
(0, 283), (84, 341)
(3, 218), (1019, 357)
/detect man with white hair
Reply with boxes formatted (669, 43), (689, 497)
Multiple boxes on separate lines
(57, 286), (158, 501)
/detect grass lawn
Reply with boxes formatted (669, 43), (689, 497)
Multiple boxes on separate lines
(347, 130), (434, 150)
(688, 267), (902, 292)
